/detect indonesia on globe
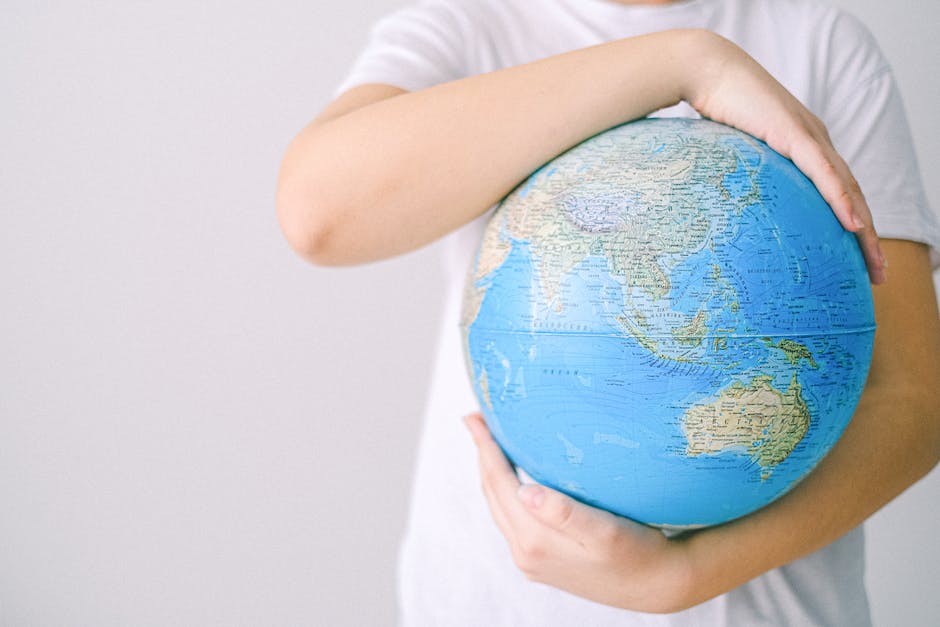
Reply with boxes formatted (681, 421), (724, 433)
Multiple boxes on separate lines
(460, 118), (875, 530)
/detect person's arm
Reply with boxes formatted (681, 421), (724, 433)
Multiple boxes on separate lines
(276, 28), (884, 282)
(465, 238), (939, 613)
(681, 239), (939, 604)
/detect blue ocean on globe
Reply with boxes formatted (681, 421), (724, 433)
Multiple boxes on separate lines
(460, 117), (875, 529)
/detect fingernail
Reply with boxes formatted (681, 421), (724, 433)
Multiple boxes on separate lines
(852, 214), (866, 230)
(517, 484), (545, 509)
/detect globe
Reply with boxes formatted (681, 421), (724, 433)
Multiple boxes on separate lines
(459, 117), (875, 530)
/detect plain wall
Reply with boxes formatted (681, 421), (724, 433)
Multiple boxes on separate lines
(1, 1), (936, 625)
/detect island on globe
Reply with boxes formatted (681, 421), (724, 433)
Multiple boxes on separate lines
(459, 117), (875, 530)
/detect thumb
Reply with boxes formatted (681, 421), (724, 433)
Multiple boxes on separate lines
(517, 484), (628, 550)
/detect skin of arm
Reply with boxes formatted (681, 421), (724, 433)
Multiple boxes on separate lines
(276, 28), (884, 281)
(465, 239), (939, 613)
(679, 239), (940, 606)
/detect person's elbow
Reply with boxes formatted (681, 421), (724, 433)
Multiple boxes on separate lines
(275, 142), (347, 266)
(276, 188), (339, 266)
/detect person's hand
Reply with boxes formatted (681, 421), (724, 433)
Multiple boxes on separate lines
(463, 411), (696, 614)
(680, 30), (886, 284)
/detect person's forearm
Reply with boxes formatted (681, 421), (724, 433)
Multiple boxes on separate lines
(680, 241), (940, 608)
(682, 384), (939, 606)
(277, 29), (713, 266)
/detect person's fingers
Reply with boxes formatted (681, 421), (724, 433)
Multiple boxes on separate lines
(856, 217), (885, 283)
(785, 128), (886, 284)
(465, 413), (516, 536)
(464, 412), (537, 538)
(826, 150), (887, 284)
(516, 483), (640, 553)
(479, 461), (516, 543)
(857, 228), (886, 284)
(788, 133), (859, 231)
(465, 413), (517, 487)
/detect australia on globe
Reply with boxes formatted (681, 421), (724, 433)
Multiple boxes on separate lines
(460, 118), (875, 530)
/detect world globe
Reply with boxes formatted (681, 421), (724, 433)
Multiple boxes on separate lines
(460, 117), (875, 530)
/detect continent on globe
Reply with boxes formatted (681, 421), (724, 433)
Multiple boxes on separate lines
(761, 337), (819, 368)
(682, 373), (811, 480)
(460, 117), (875, 529)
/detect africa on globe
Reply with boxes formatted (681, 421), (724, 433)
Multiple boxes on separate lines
(459, 118), (875, 530)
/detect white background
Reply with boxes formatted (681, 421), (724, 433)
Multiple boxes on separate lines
(1, 1), (937, 625)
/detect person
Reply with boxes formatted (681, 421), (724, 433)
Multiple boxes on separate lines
(276, 0), (940, 624)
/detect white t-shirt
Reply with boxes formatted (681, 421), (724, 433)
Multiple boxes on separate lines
(332, 1), (940, 625)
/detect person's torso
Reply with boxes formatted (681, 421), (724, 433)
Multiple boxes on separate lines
(402, 2), (873, 625)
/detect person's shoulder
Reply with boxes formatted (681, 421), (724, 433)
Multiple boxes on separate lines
(736, 0), (889, 80)
(359, 0), (484, 57)
(384, 0), (548, 22)
(742, 0), (847, 21)
(768, 1), (883, 58)
(370, 0), (469, 27)
(810, 1), (891, 85)
(370, 0), (512, 37)
(389, 0), (506, 18)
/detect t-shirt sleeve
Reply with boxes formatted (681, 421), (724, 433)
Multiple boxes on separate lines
(819, 11), (940, 268)
(330, 0), (469, 99)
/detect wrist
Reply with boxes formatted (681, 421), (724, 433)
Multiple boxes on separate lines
(679, 517), (779, 609)
(673, 28), (737, 112)
(623, 532), (699, 614)
(657, 532), (700, 613)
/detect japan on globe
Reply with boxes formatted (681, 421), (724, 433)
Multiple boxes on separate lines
(460, 118), (875, 530)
